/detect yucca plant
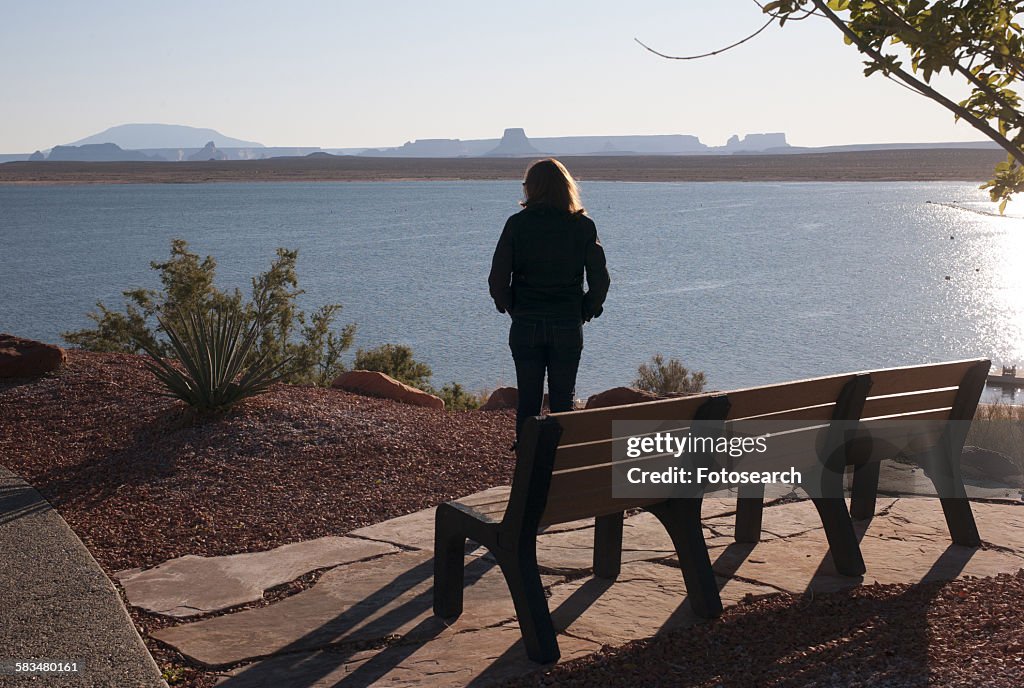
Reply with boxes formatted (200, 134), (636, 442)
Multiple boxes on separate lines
(139, 306), (291, 412)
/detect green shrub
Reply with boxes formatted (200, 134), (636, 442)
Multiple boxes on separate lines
(140, 306), (290, 412)
(352, 344), (483, 410)
(353, 343), (433, 389)
(436, 382), (483, 411)
(63, 239), (355, 386)
(634, 354), (706, 395)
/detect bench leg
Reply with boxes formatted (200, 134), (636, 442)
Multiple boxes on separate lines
(648, 499), (723, 619)
(433, 508), (468, 618)
(928, 448), (981, 546)
(921, 445), (982, 547)
(593, 512), (623, 580)
(497, 549), (559, 663)
(939, 498), (981, 546)
(812, 497), (866, 576)
(849, 462), (880, 521)
(735, 482), (765, 542)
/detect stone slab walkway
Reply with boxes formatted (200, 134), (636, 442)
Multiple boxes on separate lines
(0, 466), (164, 687)
(116, 492), (1024, 688)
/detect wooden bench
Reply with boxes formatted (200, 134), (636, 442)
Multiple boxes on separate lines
(729, 358), (990, 555)
(432, 358), (990, 663)
(433, 392), (731, 663)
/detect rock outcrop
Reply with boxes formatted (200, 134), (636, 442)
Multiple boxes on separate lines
(961, 446), (1024, 485)
(46, 143), (158, 162)
(28, 150), (45, 161)
(331, 370), (444, 409)
(480, 387), (518, 411)
(0, 335), (66, 377)
(585, 386), (661, 409)
(724, 133), (790, 152)
(187, 141), (227, 161)
(483, 128), (542, 157)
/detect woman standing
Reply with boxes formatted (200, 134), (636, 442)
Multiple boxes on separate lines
(488, 159), (610, 441)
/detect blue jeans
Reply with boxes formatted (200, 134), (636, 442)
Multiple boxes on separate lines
(509, 317), (583, 439)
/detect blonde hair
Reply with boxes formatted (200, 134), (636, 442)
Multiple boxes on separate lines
(521, 158), (584, 214)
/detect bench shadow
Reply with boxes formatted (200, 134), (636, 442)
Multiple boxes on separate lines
(463, 575), (615, 688)
(805, 505), (977, 593)
(710, 541), (757, 580)
(217, 553), (496, 688)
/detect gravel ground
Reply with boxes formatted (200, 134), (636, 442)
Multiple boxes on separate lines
(0, 350), (515, 573)
(500, 572), (1024, 688)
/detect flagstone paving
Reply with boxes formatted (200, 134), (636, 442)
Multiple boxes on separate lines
(117, 537), (397, 617)
(123, 493), (1024, 687)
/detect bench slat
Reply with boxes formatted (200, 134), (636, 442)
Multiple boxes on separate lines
(724, 375), (853, 420)
(550, 394), (715, 445)
(866, 359), (981, 397)
(728, 403), (838, 423)
(861, 406), (953, 423)
(553, 440), (614, 471)
(860, 388), (957, 419)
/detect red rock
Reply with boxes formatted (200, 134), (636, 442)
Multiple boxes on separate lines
(585, 386), (660, 409)
(331, 370), (444, 410)
(961, 446), (1023, 484)
(0, 334), (66, 377)
(480, 386), (518, 411)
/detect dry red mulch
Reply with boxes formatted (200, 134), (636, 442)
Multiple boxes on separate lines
(0, 350), (515, 573)
(501, 571), (1024, 688)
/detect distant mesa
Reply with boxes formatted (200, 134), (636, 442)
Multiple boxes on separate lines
(724, 132), (789, 152)
(361, 138), (480, 157)
(536, 133), (707, 156)
(46, 143), (161, 162)
(67, 123), (264, 150)
(484, 128), (543, 157)
(187, 141), (227, 161)
(2, 123), (1000, 164)
(355, 130), (715, 158)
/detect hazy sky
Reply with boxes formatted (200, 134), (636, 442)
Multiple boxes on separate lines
(0, 0), (987, 151)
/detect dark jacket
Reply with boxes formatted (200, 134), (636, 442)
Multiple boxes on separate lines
(488, 205), (610, 322)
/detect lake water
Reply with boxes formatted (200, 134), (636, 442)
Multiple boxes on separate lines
(1, 180), (1023, 401)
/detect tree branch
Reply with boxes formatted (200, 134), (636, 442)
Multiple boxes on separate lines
(635, 17), (775, 60)
(872, 0), (1024, 126)
(809, 0), (1024, 166)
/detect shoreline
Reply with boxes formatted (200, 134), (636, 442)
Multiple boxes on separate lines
(0, 148), (1006, 185)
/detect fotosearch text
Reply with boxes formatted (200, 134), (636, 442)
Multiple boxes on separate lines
(625, 466), (802, 486)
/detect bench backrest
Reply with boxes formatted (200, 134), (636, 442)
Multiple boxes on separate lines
(717, 359), (989, 490)
(504, 358), (989, 531)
